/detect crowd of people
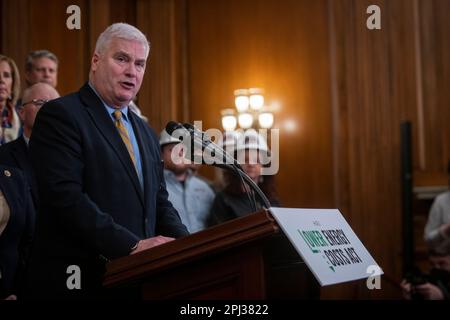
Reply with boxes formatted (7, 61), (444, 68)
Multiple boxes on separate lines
(400, 160), (450, 300)
(0, 23), (279, 299)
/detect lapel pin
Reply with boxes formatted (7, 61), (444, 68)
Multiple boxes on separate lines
(4, 170), (11, 177)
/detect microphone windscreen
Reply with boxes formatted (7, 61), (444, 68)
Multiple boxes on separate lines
(166, 121), (182, 134)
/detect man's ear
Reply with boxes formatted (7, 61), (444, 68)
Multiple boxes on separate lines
(24, 70), (31, 83)
(91, 53), (100, 71)
(18, 107), (25, 122)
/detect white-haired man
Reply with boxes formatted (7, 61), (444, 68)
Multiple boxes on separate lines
(25, 23), (188, 299)
(0, 82), (59, 209)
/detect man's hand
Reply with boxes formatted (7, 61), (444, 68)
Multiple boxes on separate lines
(414, 283), (444, 300)
(439, 222), (450, 239)
(130, 235), (175, 255)
(400, 279), (412, 300)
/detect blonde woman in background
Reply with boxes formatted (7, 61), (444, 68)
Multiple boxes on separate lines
(0, 55), (21, 145)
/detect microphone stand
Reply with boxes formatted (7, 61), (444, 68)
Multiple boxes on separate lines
(167, 122), (272, 210)
(201, 139), (272, 210)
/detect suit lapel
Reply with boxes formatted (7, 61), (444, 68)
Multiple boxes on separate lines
(79, 83), (145, 207)
(11, 137), (30, 174)
(11, 137), (38, 206)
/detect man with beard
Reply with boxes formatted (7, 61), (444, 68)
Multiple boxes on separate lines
(160, 129), (215, 233)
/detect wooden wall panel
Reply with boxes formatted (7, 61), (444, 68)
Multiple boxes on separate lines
(28, 0), (88, 95)
(137, 0), (187, 132)
(328, 0), (450, 299)
(0, 0), (3, 52)
(414, 0), (450, 186)
(2, 0), (89, 96)
(2, 0), (31, 89)
(327, 0), (419, 299)
(187, 0), (334, 208)
(87, 0), (111, 58)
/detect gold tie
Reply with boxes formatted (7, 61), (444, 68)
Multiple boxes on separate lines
(113, 110), (137, 170)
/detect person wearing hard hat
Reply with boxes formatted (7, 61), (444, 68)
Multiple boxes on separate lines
(159, 129), (215, 233)
(208, 129), (280, 226)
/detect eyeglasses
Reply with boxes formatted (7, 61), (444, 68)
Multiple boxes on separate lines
(22, 99), (48, 107)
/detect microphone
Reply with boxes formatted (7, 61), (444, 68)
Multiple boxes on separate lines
(164, 121), (271, 209)
(181, 123), (239, 166)
(165, 121), (184, 135)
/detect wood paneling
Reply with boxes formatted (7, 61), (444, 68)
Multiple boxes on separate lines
(187, 0), (334, 209)
(415, 0), (450, 186)
(137, 0), (187, 132)
(328, 0), (450, 299)
(328, 0), (414, 299)
(87, 0), (110, 58)
(2, 0), (89, 95)
(2, 0), (31, 90)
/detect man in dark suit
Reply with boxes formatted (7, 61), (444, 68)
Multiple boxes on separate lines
(0, 165), (35, 300)
(0, 82), (60, 209)
(25, 23), (189, 299)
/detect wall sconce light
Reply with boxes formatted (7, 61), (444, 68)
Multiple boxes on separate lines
(238, 112), (254, 129)
(221, 88), (274, 131)
(258, 111), (274, 129)
(221, 108), (237, 131)
(248, 88), (264, 111)
(234, 89), (250, 112)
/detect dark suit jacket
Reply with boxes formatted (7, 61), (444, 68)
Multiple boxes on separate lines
(0, 136), (38, 210)
(0, 165), (35, 298)
(26, 83), (188, 299)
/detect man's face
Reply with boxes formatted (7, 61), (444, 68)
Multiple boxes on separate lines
(26, 57), (58, 87)
(19, 84), (59, 133)
(91, 38), (147, 108)
(162, 143), (190, 174)
(241, 150), (262, 183)
(0, 61), (12, 103)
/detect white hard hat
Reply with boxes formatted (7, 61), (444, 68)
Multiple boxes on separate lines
(236, 129), (269, 153)
(219, 131), (242, 152)
(159, 128), (181, 146)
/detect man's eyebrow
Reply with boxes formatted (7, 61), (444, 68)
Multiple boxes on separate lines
(114, 50), (131, 57)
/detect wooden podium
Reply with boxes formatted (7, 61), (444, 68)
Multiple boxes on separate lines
(104, 210), (319, 299)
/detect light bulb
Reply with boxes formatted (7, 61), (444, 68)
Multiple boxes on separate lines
(222, 115), (237, 131)
(259, 112), (274, 129)
(234, 89), (249, 112)
(249, 88), (264, 110)
(238, 113), (253, 129)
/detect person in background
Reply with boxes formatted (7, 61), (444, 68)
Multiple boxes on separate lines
(424, 160), (450, 254)
(208, 129), (280, 226)
(0, 165), (35, 300)
(401, 249), (450, 300)
(24, 50), (58, 88)
(129, 99), (148, 122)
(0, 55), (21, 145)
(160, 128), (215, 233)
(0, 83), (60, 209)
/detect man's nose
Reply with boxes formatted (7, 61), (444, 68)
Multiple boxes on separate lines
(125, 63), (137, 77)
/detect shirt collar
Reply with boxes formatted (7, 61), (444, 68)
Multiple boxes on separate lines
(22, 134), (30, 146)
(88, 81), (129, 121)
